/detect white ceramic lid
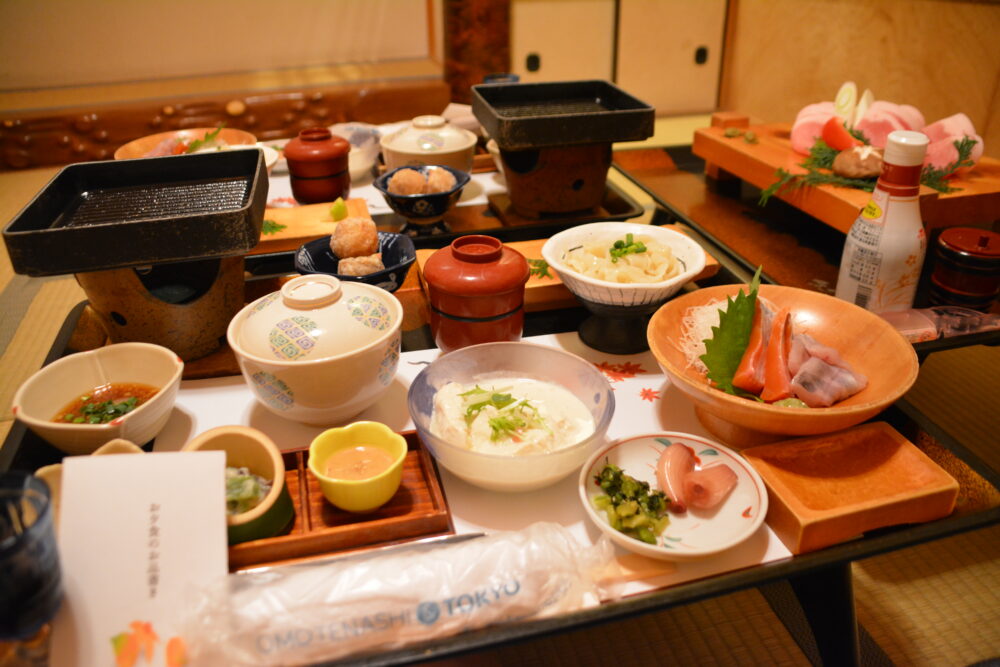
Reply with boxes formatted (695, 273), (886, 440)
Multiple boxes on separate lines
(235, 275), (399, 361)
(380, 115), (477, 155)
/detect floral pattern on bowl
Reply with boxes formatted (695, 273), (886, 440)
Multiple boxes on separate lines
(580, 432), (768, 560)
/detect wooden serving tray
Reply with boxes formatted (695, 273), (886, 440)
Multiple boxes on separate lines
(228, 431), (452, 571)
(691, 111), (1000, 234)
(742, 422), (959, 555)
(250, 198), (372, 256)
(414, 225), (721, 313)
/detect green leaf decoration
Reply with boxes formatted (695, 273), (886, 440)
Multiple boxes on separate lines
(654, 437), (673, 447)
(527, 258), (552, 279)
(699, 448), (720, 456)
(261, 219), (287, 235)
(700, 267), (762, 395)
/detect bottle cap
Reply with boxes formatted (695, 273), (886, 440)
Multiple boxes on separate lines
(884, 130), (929, 167)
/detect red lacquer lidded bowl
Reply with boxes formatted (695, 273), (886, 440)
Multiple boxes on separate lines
(422, 235), (529, 353)
(283, 127), (351, 204)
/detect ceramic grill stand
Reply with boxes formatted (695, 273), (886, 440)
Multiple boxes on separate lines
(2, 151), (268, 360)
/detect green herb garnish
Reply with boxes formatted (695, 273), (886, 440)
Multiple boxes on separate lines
(592, 462), (669, 544)
(743, 130), (758, 144)
(760, 135), (980, 206)
(700, 266), (762, 396)
(488, 414), (527, 440)
(724, 127), (743, 138)
(921, 136), (977, 193)
(609, 233), (647, 263)
(185, 125), (224, 154)
(262, 219), (286, 235)
(802, 139), (839, 170)
(66, 396), (140, 424)
(528, 258), (552, 279)
(459, 386), (548, 441)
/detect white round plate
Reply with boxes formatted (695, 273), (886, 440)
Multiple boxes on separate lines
(579, 432), (768, 560)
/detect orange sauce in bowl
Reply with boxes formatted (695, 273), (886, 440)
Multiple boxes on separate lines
(53, 383), (159, 424)
(324, 446), (396, 480)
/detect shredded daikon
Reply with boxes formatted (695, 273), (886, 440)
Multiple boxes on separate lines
(678, 299), (729, 373)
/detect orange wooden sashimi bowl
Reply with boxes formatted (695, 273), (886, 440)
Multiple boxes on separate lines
(647, 284), (919, 447)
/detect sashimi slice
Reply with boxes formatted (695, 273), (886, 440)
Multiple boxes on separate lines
(791, 113), (834, 154)
(854, 110), (907, 148)
(925, 134), (984, 172)
(761, 308), (793, 402)
(732, 300), (775, 394)
(795, 101), (836, 121)
(791, 356), (868, 407)
(922, 113), (977, 143)
(866, 101), (925, 131)
(896, 104), (926, 131)
(683, 464), (738, 510)
(656, 442), (695, 513)
(787, 333), (857, 377)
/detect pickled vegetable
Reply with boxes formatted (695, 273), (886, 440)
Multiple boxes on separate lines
(592, 463), (669, 544)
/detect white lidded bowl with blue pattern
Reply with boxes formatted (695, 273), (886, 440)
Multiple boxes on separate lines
(227, 274), (402, 425)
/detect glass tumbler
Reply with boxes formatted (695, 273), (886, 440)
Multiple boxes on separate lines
(0, 472), (63, 642)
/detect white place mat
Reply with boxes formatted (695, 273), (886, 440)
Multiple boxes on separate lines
(151, 333), (792, 597)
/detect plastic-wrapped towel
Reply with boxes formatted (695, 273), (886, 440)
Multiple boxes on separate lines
(182, 522), (613, 665)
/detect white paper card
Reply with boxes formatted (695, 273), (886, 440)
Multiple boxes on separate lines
(51, 451), (228, 667)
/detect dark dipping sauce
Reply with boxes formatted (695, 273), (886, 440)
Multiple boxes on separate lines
(53, 383), (159, 424)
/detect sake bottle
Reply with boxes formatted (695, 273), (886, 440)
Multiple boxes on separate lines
(835, 130), (929, 312)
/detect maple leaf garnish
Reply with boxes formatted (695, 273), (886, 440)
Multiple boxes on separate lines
(594, 361), (648, 383)
(639, 387), (660, 402)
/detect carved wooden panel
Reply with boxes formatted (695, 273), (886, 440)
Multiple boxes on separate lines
(444, 0), (511, 104)
(0, 79), (450, 171)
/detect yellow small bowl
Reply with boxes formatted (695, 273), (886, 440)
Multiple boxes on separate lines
(308, 421), (407, 513)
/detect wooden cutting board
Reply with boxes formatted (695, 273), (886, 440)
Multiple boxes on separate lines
(250, 198), (372, 255)
(414, 226), (720, 313)
(691, 112), (1000, 234)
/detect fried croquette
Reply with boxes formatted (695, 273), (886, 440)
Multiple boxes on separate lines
(425, 167), (457, 193)
(337, 253), (385, 276)
(387, 168), (427, 195)
(329, 217), (379, 258)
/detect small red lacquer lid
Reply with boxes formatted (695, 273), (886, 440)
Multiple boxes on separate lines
(423, 235), (529, 317)
(283, 128), (350, 163)
(938, 227), (1000, 261)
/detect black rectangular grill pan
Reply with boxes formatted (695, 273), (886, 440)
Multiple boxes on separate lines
(3, 149), (268, 276)
(472, 80), (655, 151)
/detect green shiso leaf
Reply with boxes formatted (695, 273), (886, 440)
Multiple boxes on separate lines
(699, 266), (762, 395)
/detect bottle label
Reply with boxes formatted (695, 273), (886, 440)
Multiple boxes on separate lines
(861, 200), (883, 220)
(836, 186), (925, 312)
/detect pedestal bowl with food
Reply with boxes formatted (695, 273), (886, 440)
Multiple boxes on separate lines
(647, 280), (919, 447)
(542, 222), (706, 354)
(373, 165), (470, 231)
(227, 274), (403, 426)
(407, 341), (615, 492)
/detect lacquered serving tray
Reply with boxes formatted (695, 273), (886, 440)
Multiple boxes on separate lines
(228, 431), (452, 571)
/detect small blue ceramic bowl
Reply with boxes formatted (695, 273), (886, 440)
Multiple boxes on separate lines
(294, 231), (416, 293)
(373, 165), (471, 225)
